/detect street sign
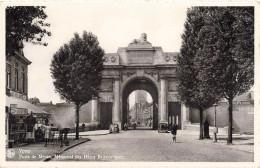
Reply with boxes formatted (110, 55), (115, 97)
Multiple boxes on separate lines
(10, 107), (28, 115)
(10, 104), (17, 108)
(10, 108), (16, 114)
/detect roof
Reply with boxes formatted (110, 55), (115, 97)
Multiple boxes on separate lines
(6, 96), (48, 114)
(163, 52), (179, 57)
(104, 53), (118, 57)
(233, 91), (254, 102)
(14, 51), (32, 65)
(36, 102), (53, 106)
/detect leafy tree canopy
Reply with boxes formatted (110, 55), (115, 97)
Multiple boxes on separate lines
(6, 6), (51, 55)
(197, 7), (254, 144)
(177, 7), (220, 112)
(178, 6), (254, 142)
(50, 31), (105, 106)
(198, 7), (254, 101)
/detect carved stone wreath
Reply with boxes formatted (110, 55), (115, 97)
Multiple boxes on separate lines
(104, 56), (108, 62)
(111, 56), (116, 62)
(173, 56), (177, 61)
(165, 56), (170, 62)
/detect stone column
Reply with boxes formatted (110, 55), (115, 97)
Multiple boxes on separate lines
(91, 98), (99, 124)
(160, 78), (167, 123)
(181, 102), (191, 129)
(113, 79), (121, 129)
(182, 103), (188, 121)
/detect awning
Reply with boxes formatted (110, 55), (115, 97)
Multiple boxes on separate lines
(6, 96), (49, 115)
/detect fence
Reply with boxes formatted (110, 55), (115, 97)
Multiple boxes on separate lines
(45, 125), (98, 147)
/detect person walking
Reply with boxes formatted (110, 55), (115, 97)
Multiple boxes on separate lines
(41, 123), (51, 147)
(124, 123), (128, 131)
(35, 127), (43, 142)
(82, 123), (85, 132)
(171, 124), (178, 143)
(49, 124), (55, 142)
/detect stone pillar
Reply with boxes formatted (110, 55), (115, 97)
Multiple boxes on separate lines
(181, 102), (191, 129)
(160, 79), (167, 123)
(182, 103), (188, 121)
(91, 98), (99, 124)
(113, 79), (121, 129)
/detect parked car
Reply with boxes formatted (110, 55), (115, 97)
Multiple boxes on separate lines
(158, 123), (170, 133)
(109, 124), (119, 133)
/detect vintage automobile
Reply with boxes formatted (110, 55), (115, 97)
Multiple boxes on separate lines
(128, 121), (137, 130)
(158, 123), (170, 133)
(109, 124), (119, 133)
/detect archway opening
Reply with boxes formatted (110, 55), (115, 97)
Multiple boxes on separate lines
(122, 78), (158, 130)
(127, 90), (153, 129)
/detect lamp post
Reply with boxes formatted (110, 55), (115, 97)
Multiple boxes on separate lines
(213, 103), (218, 142)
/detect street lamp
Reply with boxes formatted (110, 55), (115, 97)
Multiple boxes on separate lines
(213, 103), (218, 143)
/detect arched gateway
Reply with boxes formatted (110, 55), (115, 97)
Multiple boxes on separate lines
(90, 34), (191, 130)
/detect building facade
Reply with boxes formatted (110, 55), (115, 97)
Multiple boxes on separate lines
(6, 50), (30, 100)
(5, 45), (49, 146)
(135, 90), (147, 104)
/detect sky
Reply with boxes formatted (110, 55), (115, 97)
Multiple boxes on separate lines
(22, 4), (189, 104)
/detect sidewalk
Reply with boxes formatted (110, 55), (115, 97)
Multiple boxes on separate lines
(6, 130), (109, 161)
(178, 130), (254, 153)
(67, 130), (109, 137)
(5, 129), (253, 161)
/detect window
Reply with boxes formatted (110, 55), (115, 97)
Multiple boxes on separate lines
(15, 68), (18, 91)
(6, 64), (11, 88)
(22, 68), (25, 93)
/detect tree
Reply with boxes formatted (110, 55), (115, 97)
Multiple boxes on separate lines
(29, 97), (40, 105)
(177, 7), (221, 140)
(6, 6), (51, 55)
(50, 31), (104, 140)
(197, 7), (254, 144)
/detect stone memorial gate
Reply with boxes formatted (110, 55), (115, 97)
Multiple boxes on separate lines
(90, 33), (191, 130)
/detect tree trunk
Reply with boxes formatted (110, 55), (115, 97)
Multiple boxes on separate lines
(227, 98), (233, 145)
(199, 109), (204, 140)
(75, 104), (80, 140)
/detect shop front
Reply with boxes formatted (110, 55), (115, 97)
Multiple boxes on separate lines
(6, 96), (50, 147)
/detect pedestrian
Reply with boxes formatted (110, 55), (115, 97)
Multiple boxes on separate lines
(50, 124), (55, 142)
(35, 127), (43, 142)
(82, 123), (85, 132)
(204, 120), (210, 139)
(133, 123), (136, 130)
(124, 123), (128, 131)
(171, 124), (178, 143)
(150, 119), (153, 128)
(41, 123), (51, 147)
(97, 122), (101, 130)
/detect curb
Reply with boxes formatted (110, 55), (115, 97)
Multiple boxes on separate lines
(16, 143), (30, 147)
(79, 133), (110, 136)
(41, 139), (90, 162)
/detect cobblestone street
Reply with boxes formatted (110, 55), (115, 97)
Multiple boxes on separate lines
(51, 130), (254, 162)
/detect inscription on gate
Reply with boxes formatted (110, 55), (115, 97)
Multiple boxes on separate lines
(127, 51), (154, 64)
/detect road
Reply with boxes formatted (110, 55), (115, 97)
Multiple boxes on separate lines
(51, 130), (253, 162)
